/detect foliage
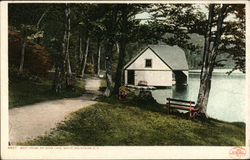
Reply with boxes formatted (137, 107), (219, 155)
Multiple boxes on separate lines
(8, 3), (245, 99)
(9, 30), (52, 74)
(85, 63), (95, 74)
(150, 4), (245, 73)
(194, 4), (245, 115)
(119, 85), (131, 94)
(21, 99), (245, 146)
(9, 72), (86, 108)
(150, 4), (206, 55)
(8, 3), (245, 83)
(222, 4), (246, 74)
(116, 86), (157, 104)
(9, 66), (42, 83)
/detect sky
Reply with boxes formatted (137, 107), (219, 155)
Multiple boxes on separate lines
(135, 4), (208, 21)
(135, 3), (236, 23)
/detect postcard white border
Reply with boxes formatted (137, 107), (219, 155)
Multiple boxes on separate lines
(1, 0), (250, 159)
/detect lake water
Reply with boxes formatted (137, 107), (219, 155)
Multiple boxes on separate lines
(151, 72), (246, 122)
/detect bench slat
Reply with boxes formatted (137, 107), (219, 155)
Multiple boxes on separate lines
(166, 98), (195, 104)
(168, 105), (199, 111)
(168, 103), (195, 108)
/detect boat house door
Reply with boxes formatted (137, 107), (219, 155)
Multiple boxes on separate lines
(127, 70), (135, 85)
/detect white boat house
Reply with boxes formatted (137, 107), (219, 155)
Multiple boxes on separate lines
(123, 45), (189, 87)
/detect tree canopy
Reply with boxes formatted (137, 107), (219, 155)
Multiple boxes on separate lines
(8, 3), (245, 105)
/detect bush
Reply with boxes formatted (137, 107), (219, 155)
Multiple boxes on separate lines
(8, 30), (52, 74)
(118, 86), (157, 104)
(85, 63), (95, 74)
(9, 66), (42, 83)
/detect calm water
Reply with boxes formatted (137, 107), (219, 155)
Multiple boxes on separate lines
(151, 72), (246, 122)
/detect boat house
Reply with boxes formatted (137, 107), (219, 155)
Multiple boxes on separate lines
(123, 45), (189, 87)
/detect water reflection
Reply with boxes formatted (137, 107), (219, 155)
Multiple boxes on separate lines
(172, 85), (188, 100)
(151, 72), (245, 122)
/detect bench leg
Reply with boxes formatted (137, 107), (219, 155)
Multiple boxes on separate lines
(166, 104), (171, 114)
(169, 107), (174, 114)
(167, 105), (170, 114)
(189, 110), (196, 119)
(169, 107), (173, 114)
(189, 111), (198, 118)
(189, 111), (192, 119)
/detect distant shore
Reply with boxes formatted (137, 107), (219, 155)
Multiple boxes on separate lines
(189, 69), (244, 74)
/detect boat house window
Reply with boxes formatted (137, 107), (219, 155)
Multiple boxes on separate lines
(145, 59), (152, 68)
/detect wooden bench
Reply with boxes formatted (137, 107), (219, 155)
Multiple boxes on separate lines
(166, 98), (199, 118)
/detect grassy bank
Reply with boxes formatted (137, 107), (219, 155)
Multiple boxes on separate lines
(9, 74), (86, 108)
(21, 97), (245, 146)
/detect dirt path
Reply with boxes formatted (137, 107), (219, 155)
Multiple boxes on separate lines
(9, 77), (101, 144)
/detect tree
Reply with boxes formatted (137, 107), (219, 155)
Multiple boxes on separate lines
(8, 4), (51, 72)
(113, 4), (145, 94)
(96, 38), (102, 76)
(53, 4), (72, 93)
(100, 5), (120, 97)
(221, 4), (246, 74)
(9, 30), (52, 74)
(150, 4), (206, 63)
(62, 3), (72, 77)
(91, 21), (105, 76)
(80, 36), (89, 76)
(18, 25), (44, 72)
(73, 4), (100, 77)
(151, 4), (245, 116)
(196, 4), (245, 116)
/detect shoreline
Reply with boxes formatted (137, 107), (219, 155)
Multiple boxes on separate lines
(189, 69), (244, 74)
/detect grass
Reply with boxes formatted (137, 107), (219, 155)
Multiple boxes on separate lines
(9, 73), (86, 108)
(21, 97), (245, 146)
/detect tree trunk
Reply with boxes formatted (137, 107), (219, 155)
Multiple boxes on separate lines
(36, 7), (50, 44)
(196, 66), (213, 115)
(78, 36), (83, 70)
(104, 40), (115, 97)
(113, 8), (129, 95)
(103, 7), (119, 97)
(19, 40), (26, 72)
(113, 37), (126, 94)
(53, 4), (70, 93)
(66, 54), (72, 76)
(196, 4), (229, 117)
(97, 41), (101, 76)
(64, 4), (72, 77)
(91, 51), (95, 66)
(36, 7), (50, 29)
(80, 37), (90, 77)
(53, 61), (63, 93)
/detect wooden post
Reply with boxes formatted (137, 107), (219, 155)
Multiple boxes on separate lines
(189, 109), (191, 119)
(168, 98), (171, 114)
(166, 98), (168, 114)
(189, 101), (192, 118)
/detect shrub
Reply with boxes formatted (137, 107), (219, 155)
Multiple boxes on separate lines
(8, 30), (53, 75)
(118, 86), (157, 104)
(85, 63), (95, 74)
(9, 65), (42, 83)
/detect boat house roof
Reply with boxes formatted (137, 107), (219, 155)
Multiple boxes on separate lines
(124, 45), (189, 70)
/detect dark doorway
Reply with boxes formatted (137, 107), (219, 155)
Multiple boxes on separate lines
(127, 70), (135, 85)
(173, 71), (187, 85)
